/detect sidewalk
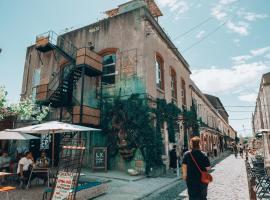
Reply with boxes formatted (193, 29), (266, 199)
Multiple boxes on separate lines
(178, 154), (249, 200)
(1, 151), (231, 200)
(94, 151), (231, 200)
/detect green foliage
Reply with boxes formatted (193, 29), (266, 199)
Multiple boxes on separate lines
(102, 94), (163, 174)
(156, 99), (181, 143)
(182, 101), (200, 136)
(0, 86), (49, 121)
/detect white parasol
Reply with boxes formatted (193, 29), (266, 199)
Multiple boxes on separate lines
(11, 121), (101, 166)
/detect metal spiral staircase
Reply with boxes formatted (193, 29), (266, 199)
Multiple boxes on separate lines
(35, 30), (102, 126)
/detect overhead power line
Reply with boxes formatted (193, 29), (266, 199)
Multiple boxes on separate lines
(229, 118), (252, 120)
(181, 0), (241, 53)
(182, 21), (227, 52)
(173, 16), (213, 40)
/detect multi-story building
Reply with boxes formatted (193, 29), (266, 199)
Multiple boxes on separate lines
(252, 72), (270, 133)
(20, 0), (236, 171)
(190, 80), (236, 155)
(20, 0), (192, 171)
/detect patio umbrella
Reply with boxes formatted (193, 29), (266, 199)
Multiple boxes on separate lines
(11, 121), (100, 166)
(0, 129), (39, 140)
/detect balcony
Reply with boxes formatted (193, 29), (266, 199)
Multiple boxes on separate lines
(72, 105), (100, 126)
(76, 48), (103, 76)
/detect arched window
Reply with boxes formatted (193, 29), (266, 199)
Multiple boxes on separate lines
(99, 48), (117, 85)
(181, 78), (186, 105)
(155, 53), (164, 90)
(170, 67), (177, 100)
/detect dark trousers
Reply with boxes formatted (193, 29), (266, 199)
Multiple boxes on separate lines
(187, 182), (208, 200)
(18, 170), (36, 185)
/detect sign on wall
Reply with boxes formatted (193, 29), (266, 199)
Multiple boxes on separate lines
(40, 134), (51, 150)
(92, 147), (107, 171)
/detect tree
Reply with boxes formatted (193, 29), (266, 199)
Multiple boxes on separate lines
(0, 86), (49, 121)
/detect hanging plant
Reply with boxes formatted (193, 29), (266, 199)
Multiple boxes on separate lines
(102, 94), (163, 174)
(182, 101), (200, 136)
(156, 99), (181, 143)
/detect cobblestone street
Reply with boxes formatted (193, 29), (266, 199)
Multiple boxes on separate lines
(144, 154), (249, 200)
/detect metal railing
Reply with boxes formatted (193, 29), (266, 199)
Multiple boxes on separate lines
(36, 30), (77, 61)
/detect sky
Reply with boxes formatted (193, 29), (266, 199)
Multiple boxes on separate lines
(0, 0), (269, 137)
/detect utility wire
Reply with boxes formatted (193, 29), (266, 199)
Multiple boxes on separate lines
(182, 20), (227, 52)
(173, 16), (213, 40)
(229, 118), (252, 120)
(181, 1), (241, 53)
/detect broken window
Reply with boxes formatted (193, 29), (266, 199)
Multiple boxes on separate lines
(102, 54), (116, 85)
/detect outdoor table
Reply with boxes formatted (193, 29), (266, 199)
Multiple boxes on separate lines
(27, 167), (50, 189)
(0, 172), (12, 177)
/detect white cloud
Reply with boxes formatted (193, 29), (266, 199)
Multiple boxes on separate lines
(237, 10), (268, 21)
(219, 0), (237, 5)
(250, 46), (270, 56)
(231, 55), (252, 64)
(157, 0), (189, 20)
(265, 53), (270, 59)
(238, 93), (257, 103)
(211, 5), (227, 20)
(196, 30), (205, 38)
(226, 20), (249, 36)
(191, 62), (268, 94)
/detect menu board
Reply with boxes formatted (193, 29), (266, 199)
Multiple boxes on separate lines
(92, 147), (107, 171)
(51, 171), (76, 200)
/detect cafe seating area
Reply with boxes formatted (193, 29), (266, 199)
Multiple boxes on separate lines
(246, 155), (270, 199)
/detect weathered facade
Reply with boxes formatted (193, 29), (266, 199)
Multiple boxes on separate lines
(252, 72), (270, 134)
(190, 80), (236, 155)
(20, 0), (235, 172)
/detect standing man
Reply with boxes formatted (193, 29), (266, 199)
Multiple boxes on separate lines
(182, 137), (211, 200)
(17, 151), (35, 188)
(169, 145), (177, 173)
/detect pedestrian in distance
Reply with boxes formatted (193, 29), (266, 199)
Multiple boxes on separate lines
(169, 145), (177, 173)
(233, 144), (238, 158)
(182, 137), (211, 200)
(239, 144), (243, 158)
(213, 143), (218, 157)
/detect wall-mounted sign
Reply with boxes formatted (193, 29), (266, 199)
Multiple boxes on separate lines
(52, 171), (76, 200)
(92, 147), (107, 172)
(40, 134), (51, 150)
(89, 26), (100, 33)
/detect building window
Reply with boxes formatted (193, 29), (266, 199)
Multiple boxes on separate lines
(32, 68), (41, 100)
(181, 78), (186, 105)
(171, 68), (177, 100)
(102, 53), (116, 85)
(155, 54), (164, 90)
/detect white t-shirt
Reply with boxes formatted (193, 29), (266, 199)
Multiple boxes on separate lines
(17, 157), (33, 174)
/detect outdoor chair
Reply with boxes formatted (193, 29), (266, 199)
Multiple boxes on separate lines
(254, 170), (270, 199)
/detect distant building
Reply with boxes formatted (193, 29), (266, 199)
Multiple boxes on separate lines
(190, 80), (236, 155)
(252, 72), (270, 134)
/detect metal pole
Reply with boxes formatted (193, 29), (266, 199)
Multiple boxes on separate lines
(177, 158), (180, 177)
(52, 131), (55, 167)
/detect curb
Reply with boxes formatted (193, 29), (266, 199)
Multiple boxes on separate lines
(135, 178), (181, 200)
(136, 151), (231, 200)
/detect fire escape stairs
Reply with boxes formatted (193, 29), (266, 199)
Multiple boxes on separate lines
(35, 31), (81, 107)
